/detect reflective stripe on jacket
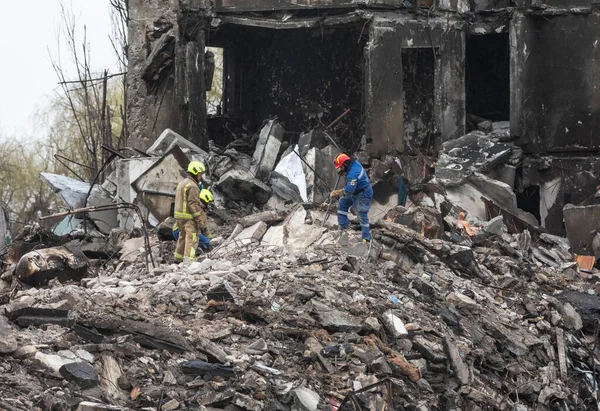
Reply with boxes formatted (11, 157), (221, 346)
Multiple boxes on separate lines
(342, 159), (371, 197)
(174, 176), (206, 232)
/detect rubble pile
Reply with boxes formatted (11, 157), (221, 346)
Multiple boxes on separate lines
(2, 198), (600, 410)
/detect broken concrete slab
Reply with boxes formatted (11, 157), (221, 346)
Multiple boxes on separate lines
(240, 210), (288, 228)
(557, 291), (600, 328)
(99, 355), (128, 401)
(215, 169), (272, 205)
(236, 222), (268, 244)
(261, 225), (285, 247)
(131, 146), (191, 224)
(0, 315), (17, 354)
(446, 292), (480, 311)
(232, 392), (263, 411)
(114, 157), (159, 229)
(444, 337), (469, 386)
(382, 310), (408, 338)
(16, 246), (88, 287)
(206, 282), (238, 303)
(34, 352), (79, 377)
(412, 335), (447, 363)
(435, 132), (512, 187)
(119, 237), (146, 262)
(302, 145), (339, 203)
(59, 362), (99, 389)
(315, 309), (363, 333)
(270, 170), (305, 203)
(282, 206), (326, 252)
(250, 120), (284, 181)
(146, 128), (208, 157)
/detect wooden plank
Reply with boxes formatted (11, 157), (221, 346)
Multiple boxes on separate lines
(556, 327), (568, 381)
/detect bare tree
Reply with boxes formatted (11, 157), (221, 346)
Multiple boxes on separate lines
(109, 0), (129, 149)
(48, 3), (128, 183)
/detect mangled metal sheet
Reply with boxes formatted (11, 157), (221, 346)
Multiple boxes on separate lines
(131, 146), (190, 223)
(40, 173), (117, 234)
(40, 173), (91, 209)
(53, 216), (85, 237)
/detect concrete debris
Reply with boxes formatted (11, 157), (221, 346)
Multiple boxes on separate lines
(0, 315), (17, 354)
(250, 120), (284, 180)
(382, 309), (408, 337)
(131, 146), (191, 224)
(59, 362), (99, 389)
(1, 196), (599, 410)
(436, 132), (512, 187)
(215, 168), (272, 205)
(146, 128), (208, 157)
(9, 115), (600, 410)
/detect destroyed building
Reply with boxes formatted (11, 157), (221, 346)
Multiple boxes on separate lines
(127, 0), (600, 236)
(5, 1), (600, 410)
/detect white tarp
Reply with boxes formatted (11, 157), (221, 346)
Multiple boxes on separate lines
(274, 145), (308, 202)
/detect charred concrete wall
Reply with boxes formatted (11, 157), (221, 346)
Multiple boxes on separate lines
(513, 10), (600, 154)
(128, 0), (208, 151)
(509, 9), (600, 234)
(365, 15), (465, 157)
(207, 24), (365, 148)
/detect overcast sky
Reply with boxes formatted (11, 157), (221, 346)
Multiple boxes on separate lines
(0, 0), (117, 139)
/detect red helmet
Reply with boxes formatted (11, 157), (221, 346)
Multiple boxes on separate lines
(334, 153), (350, 169)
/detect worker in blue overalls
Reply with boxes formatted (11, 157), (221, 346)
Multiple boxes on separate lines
(330, 153), (373, 243)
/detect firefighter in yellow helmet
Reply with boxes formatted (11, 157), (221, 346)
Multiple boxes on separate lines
(173, 161), (208, 262)
(173, 188), (214, 252)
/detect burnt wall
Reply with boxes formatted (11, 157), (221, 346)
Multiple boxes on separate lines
(210, 24), (366, 148)
(127, 0), (209, 151)
(515, 11), (600, 153)
(520, 156), (600, 235)
(366, 15), (465, 157)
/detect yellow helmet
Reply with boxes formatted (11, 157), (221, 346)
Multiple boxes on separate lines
(199, 188), (214, 204)
(187, 161), (206, 176)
